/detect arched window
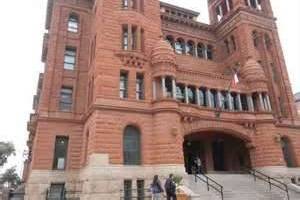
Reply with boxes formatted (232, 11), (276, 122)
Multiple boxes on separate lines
(252, 31), (259, 48)
(123, 126), (141, 165)
(186, 40), (195, 56)
(207, 45), (214, 60)
(174, 38), (185, 54)
(264, 33), (272, 50)
(166, 35), (175, 49)
(68, 14), (79, 33)
(197, 43), (205, 58)
(280, 137), (296, 168)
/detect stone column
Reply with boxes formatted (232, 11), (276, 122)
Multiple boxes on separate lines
(247, 0), (251, 7)
(266, 94), (272, 111)
(196, 88), (201, 106)
(128, 24), (132, 51)
(225, 0), (231, 12)
(206, 89), (212, 107)
(185, 85), (189, 104)
(237, 93), (243, 111)
(255, 0), (260, 9)
(227, 92), (233, 110)
(204, 45), (208, 60)
(136, 26), (141, 51)
(152, 80), (157, 100)
(217, 90), (222, 108)
(161, 77), (166, 98)
(258, 93), (265, 111)
(247, 94), (254, 112)
(172, 78), (177, 100)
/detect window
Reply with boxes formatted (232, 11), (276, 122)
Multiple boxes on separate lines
(59, 87), (73, 111)
(68, 14), (79, 33)
(47, 183), (65, 199)
(186, 41), (195, 56)
(264, 33), (272, 50)
(122, 25), (129, 50)
(280, 137), (296, 168)
(166, 35), (175, 49)
(176, 84), (185, 103)
(122, 0), (129, 9)
(207, 45), (214, 60)
(231, 93), (239, 111)
(220, 91), (229, 110)
(175, 38), (185, 54)
(240, 94), (249, 111)
(64, 47), (76, 70)
(137, 180), (145, 200)
(136, 73), (144, 100)
(188, 87), (196, 104)
(53, 136), (69, 170)
(123, 126), (141, 165)
(199, 88), (207, 106)
(210, 90), (218, 108)
(132, 26), (137, 50)
(120, 71), (128, 99)
(123, 180), (132, 200)
(248, 0), (262, 10)
(197, 43), (205, 58)
(216, 4), (223, 22)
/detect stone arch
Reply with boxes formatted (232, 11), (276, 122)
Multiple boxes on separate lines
(183, 120), (253, 143)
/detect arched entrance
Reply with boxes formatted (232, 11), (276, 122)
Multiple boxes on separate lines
(183, 131), (251, 173)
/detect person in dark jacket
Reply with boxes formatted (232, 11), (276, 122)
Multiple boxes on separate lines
(164, 174), (177, 200)
(150, 175), (164, 200)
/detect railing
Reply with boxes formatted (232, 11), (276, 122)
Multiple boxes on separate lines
(194, 172), (224, 200)
(120, 188), (154, 200)
(246, 168), (290, 200)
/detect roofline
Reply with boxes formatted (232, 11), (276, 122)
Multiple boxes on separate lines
(160, 1), (200, 17)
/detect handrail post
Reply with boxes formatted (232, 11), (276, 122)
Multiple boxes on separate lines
(221, 186), (224, 200)
(286, 185), (290, 200)
(206, 177), (209, 191)
(253, 170), (256, 182)
(268, 177), (271, 191)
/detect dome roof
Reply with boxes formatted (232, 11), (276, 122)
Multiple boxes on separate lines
(151, 38), (176, 66)
(240, 58), (266, 82)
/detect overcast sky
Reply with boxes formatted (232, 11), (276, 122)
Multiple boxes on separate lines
(0, 0), (299, 175)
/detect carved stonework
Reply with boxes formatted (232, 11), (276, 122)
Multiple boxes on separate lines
(116, 51), (148, 69)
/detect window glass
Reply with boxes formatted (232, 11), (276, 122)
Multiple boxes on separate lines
(120, 72), (128, 98)
(48, 183), (65, 199)
(53, 137), (69, 170)
(59, 87), (73, 111)
(123, 126), (141, 165)
(68, 15), (79, 33)
(122, 25), (129, 50)
(64, 47), (76, 70)
(136, 74), (144, 100)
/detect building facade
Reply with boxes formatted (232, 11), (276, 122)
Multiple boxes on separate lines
(24, 0), (300, 199)
(295, 93), (300, 116)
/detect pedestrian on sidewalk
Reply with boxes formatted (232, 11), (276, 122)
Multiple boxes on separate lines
(150, 175), (164, 200)
(164, 174), (177, 200)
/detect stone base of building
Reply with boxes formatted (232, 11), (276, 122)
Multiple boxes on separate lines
(25, 154), (186, 200)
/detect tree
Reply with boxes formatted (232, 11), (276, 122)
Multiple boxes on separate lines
(0, 167), (21, 189)
(0, 142), (15, 167)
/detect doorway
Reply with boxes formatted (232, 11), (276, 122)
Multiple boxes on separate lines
(212, 140), (225, 171)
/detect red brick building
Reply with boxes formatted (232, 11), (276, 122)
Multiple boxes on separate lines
(24, 0), (300, 199)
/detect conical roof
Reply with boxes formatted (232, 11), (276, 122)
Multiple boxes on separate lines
(151, 38), (176, 65)
(240, 58), (266, 82)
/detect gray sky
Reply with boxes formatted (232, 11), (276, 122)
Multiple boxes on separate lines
(0, 0), (299, 174)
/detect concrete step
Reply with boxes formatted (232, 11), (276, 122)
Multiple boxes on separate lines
(183, 174), (300, 200)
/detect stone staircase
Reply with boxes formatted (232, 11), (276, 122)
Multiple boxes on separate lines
(183, 174), (300, 200)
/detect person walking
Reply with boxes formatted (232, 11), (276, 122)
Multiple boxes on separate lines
(164, 174), (177, 200)
(150, 175), (164, 200)
(195, 156), (202, 174)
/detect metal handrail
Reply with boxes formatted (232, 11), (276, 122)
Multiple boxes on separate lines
(194, 172), (224, 200)
(246, 168), (290, 200)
